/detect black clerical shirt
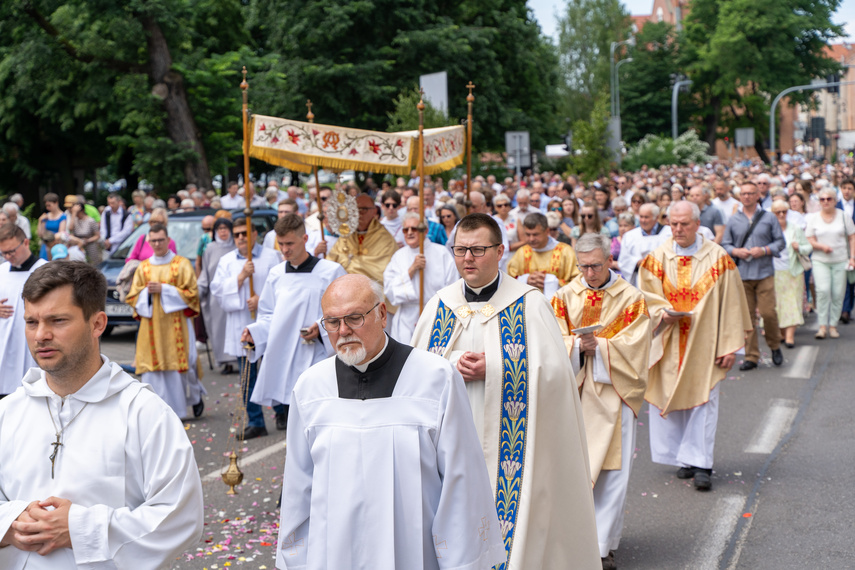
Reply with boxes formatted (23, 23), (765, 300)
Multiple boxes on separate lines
(286, 255), (320, 274)
(10, 254), (38, 272)
(335, 336), (413, 400)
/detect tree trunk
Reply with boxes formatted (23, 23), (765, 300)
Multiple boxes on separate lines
(703, 95), (721, 152)
(141, 17), (213, 191)
(754, 137), (770, 164)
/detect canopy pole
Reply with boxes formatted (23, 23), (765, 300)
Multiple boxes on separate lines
(240, 67), (255, 307)
(465, 82), (475, 212)
(418, 90), (426, 314)
(306, 100), (325, 247)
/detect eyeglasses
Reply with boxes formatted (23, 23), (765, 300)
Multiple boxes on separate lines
(148, 238), (167, 245)
(581, 214), (594, 219)
(577, 263), (605, 272)
(774, 211), (788, 215)
(549, 208), (562, 212)
(233, 231), (248, 238)
(819, 197), (835, 202)
(321, 196), (330, 202)
(383, 202), (397, 208)
(1, 241), (25, 257)
(402, 227), (423, 234)
(321, 302), (380, 332)
(496, 203), (510, 208)
(451, 244), (501, 257)
(358, 207), (376, 213)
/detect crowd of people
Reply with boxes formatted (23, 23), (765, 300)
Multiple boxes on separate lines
(0, 151), (854, 569)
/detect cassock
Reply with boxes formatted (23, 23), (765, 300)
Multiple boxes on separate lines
(639, 235), (752, 469)
(0, 357), (203, 569)
(305, 228), (338, 258)
(412, 274), (601, 570)
(383, 241), (458, 344)
(551, 271), (650, 558)
(617, 225), (671, 286)
(506, 237), (580, 298)
(327, 219), (397, 286)
(277, 337), (505, 570)
(196, 237), (237, 365)
(126, 252), (205, 419)
(211, 244), (281, 360)
(248, 256), (346, 407)
(0, 255), (47, 394)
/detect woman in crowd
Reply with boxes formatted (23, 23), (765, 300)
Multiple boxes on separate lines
(66, 198), (102, 264)
(37, 193), (67, 260)
(571, 201), (610, 246)
(196, 217), (238, 374)
(127, 208), (177, 261)
(610, 212), (636, 273)
(128, 190), (148, 229)
(594, 187), (614, 222)
(630, 192), (647, 218)
(771, 200), (812, 348)
(493, 193), (517, 246)
(656, 190), (672, 212)
(438, 204), (460, 240)
(805, 187), (855, 339)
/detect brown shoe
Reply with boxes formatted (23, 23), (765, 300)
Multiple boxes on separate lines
(601, 550), (617, 570)
(830, 327), (840, 339)
(815, 326), (827, 339)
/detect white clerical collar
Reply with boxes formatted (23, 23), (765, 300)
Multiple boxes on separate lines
(150, 250), (175, 265)
(533, 236), (558, 253)
(465, 272), (501, 295)
(352, 334), (390, 373)
(582, 269), (617, 290)
(674, 234), (703, 256)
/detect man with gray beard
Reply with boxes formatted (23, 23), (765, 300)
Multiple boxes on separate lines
(275, 274), (504, 570)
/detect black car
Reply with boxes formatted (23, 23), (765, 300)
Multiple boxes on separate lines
(99, 208), (278, 335)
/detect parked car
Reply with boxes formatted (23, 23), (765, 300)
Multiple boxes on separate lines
(99, 208), (278, 335)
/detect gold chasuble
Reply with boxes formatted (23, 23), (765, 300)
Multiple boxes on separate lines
(551, 276), (650, 484)
(506, 241), (580, 286)
(412, 275), (600, 570)
(327, 218), (397, 285)
(126, 256), (200, 374)
(639, 237), (752, 416)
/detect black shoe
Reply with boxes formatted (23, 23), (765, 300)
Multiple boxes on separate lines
(771, 348), (783, 366)
(693, 469), (712, 491)
(784, 342), (795, 349)
(739, 360), (758, 371)
(238, 426), (268, 441)
(192, 398), (205, 418)
(676, 466), (696, 479)
(601, 550), (616, 570)
(275, 413), (288, 431)
(222, 363), (236, 375)
(841, 312), (850, 324)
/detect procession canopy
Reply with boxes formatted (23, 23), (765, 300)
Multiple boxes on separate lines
(249, 114), (465, 175)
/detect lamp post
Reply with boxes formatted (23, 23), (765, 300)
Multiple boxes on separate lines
(672, 78), (693, 139)
(615, 57), (633, 122)
(610, 37), (636, 117)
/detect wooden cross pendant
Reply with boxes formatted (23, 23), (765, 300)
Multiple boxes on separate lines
(49, 434), (62, 479)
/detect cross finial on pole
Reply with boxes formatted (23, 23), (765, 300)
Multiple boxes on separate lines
(418, 88), (425, 111)
(466, 81), (476, 102)
(240, 66), (248, 91)
(306, 99), (314, 122)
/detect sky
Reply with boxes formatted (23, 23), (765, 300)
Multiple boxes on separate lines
(528, 0), (855, 42)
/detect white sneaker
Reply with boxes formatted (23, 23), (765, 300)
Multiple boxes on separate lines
(196, 341), (207, 351)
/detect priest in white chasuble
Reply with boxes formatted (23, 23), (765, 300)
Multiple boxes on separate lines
(277, 275), (505, 570)
(0, 262), (203, 569)
(383, 213), (458, 344)
(412, 213), (600, 570)
(244, 215), (346, 434)
(126, 223), (204, 419)
(551, 233), (650, 570)
(0, 223), (47, 396)
(638, 201), (752, 492)
(326, 193), (397, 287)
(507, 211), (579, 298)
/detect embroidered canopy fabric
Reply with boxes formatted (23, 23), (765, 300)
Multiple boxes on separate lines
(248, 114), (465, 175)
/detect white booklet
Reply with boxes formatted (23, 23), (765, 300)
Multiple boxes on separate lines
(571, 324), (602, 335)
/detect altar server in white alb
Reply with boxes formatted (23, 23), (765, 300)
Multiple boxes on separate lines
(243, 214), (346, 434)
(0, 223), (47, 397)
(0, 261), (203, 569)
(211, 216), (282, 440)
(383, 213), (458, 344)
(276, 274), (505, 570)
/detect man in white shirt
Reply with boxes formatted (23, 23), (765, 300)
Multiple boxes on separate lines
(0, 261), (203, 568)
(99, 193), (134, 255)
(220, 180), (244, 209)
(618, 204), (670, 286)
(2, 203), (31, 239)
(712, 180), (740, 224)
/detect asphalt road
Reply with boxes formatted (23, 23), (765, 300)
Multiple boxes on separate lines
(101, 312), (855, 569)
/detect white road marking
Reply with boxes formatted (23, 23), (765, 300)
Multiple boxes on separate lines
(744, 399), (799, 454)
(726, 497), (757, 570)
(691, 495), (746, 570)
(783, 345), (818, 378)
(202, 440), (287, 482)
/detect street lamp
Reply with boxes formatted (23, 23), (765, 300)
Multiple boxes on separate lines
(615, 57), (634, 121)
(610, 36), (636, 117)
(672, 77), (692, 139)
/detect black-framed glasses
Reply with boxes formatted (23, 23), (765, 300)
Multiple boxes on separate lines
(233, 231), (248, 238)
(148, 238), (168, 245)
(496, 203), (510, 208)
(577, 263), (605, 272)
(321, 302), (380, 332)
(451, 244), (501, 257)
(358, 206), (375, 213)
(402, 227), (422, 234)
(383, 202), (397, 208)
(581, 213), (594, 219)
(819, 197), (835, 202)
(0, 241), (25, 257)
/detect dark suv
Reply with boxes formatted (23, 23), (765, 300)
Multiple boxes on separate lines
(99, 208), (278, 335)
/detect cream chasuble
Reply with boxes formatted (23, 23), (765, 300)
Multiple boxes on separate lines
(506, 239), (580, 298)
(326, 218), (397, 286)
(639, 237), (752, 416)
(412, 274), (601, 570)
(127, 254), (200, 374)
(551, 274), (650, 483)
